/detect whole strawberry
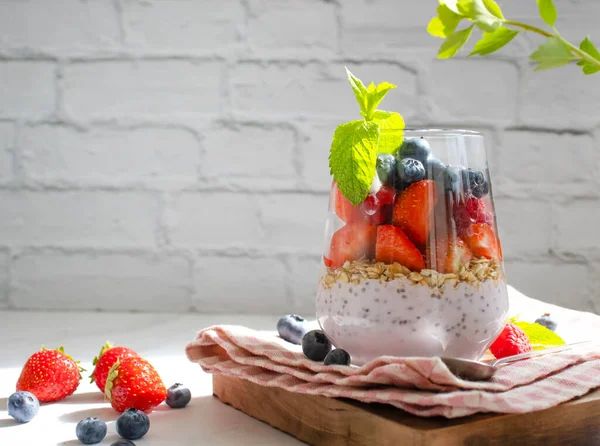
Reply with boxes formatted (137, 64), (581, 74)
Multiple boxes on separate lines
(490, 322), (532, 359)
(90, 342), (139, 393)
(16, 347), (82, 402)
(105, 356), (167, 413)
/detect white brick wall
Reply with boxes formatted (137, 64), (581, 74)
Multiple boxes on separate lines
(0, 0), (598, 314)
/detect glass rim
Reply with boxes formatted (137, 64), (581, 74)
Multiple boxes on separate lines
(403, 128), (483, 137)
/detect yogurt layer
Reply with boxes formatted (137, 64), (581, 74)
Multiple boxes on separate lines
(316, 277), (509, 365)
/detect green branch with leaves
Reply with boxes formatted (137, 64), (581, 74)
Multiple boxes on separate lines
(427, 0), (600, 74)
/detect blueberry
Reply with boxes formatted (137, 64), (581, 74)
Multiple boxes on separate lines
(277, 314), (309, 345)
(166, 383), (191, 409)
(76, 417), (107, 444)
(443, 165), (464, 194)
(425, 157), (446, 181)
(396, 158), (425, 184)
(116, 408), (150, 441)
(324, 349), (351, 366)
(464, 168), (489, 198)
(376, 153), (397, 185)
(302, 330), (332, 361)
(396, 137), (431, 163)
(535, 313), (558, 331)
(7, 391), (39, 423)
(111, 441), (136, 446)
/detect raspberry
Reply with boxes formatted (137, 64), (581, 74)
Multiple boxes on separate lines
(464, 196), (485, 220)
(489, 322), (532, 359)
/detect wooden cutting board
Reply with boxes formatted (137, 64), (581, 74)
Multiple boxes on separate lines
(212, 375), (600, 446)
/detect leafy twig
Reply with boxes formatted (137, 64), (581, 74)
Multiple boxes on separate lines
(427, 0), (600, 74)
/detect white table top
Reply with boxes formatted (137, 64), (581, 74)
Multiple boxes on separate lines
(0, 312), (303, 446)
(1, 286), (598, 445)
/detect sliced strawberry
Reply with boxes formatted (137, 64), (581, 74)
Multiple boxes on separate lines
(428, 236), (473, 274)
(334, 184), (396, 225)
(328, 223), (377, 268)
(497, 237), (503, 261)
(335, 185), (363, 223)
(392, 180), (438, 246)
(462, 223), (499, 260)
(323, 256), (334, 268)
(375, 225), (425, 271)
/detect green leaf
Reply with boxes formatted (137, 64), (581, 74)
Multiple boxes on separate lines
(428, 3), (463, 38)
(371, 110), (405, 154)
(577, 36), (600, 74)
(329, 120), (380, 206)
(514, 321), (566, 350)
(442, 0), (461, 14)
(345, 67), (369, 115)
(470, 27), (519, 56)
(530, 36), (573, 71)
(364, 82), (397, 120)
(438, 25), (474, 59)
(483, 0), (504, 19)
(536, 0), (557, 27)
(457, 0), (503, 32)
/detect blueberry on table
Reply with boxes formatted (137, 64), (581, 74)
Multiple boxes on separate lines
(396, 137), (431, 163)
(324, 349), (351, 366)
(166, 383), (192, 409)
(76, 417), (107, 444)
(535, 313), (558, 331)
(277, 314), (309, 345)
(376, 153), (397, 185)
(396, 158), (425, 184)
(302, 330), (332, 361)
(116, 409), (150, 441)
(7, 391), (39, 423)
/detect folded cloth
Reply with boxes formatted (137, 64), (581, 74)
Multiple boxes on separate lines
(185, 286), (600, 418)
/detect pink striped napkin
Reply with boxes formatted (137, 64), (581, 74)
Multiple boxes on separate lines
(185, 286), (600, 418)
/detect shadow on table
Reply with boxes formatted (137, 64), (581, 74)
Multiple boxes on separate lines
(60, 392), (106, 405)
(59, 433), (121, 445)
(58, 406), (119, 423)
(0, 418), (20, 428)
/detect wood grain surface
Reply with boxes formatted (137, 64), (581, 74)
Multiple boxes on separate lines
(213, 375), (600, 446)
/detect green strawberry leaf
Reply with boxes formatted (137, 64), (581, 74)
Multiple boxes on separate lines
(457, 0), (503, 32)
(371, 110), (404, 154)
(329, 120), (380, 205)
(428, 3), (463, 38)
(536, 0), (557, 27)
(530, 36), (573, 71)
(438, 24), (474, 58)
(470, 27), (519, 56)
(514, 321), (566, 350)
(483, 0), (504, 19)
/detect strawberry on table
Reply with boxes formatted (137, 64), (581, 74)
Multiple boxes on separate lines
(105, 356), (167, 413)
(489, 322), (532, 359)
(90, 341), (139, 393)
(16, 346), (82, 402)
(462, 223), (499, 260)
(392, 180), (438, 246)
(375, 225), (425, 271)
(428, 236), (472, 274)
(328, 223), (377, 268)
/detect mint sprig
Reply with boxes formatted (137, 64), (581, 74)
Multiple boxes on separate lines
(328, 69), (405, 206)
(427, 0), (600, 75)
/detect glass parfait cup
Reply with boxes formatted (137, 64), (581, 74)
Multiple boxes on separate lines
(316, 130), (508, 365)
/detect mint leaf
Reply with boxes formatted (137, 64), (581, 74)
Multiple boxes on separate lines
(442, 0), (461, 15)
(577, 37), (600, 75)
(364, 82), (397, 120)
(371, 110), (404, 154)
(438, 25), (474, 58)
(483, 0), (504, 19)
(470, 27), (519, 56)
(514, 321), (566, 350)
(457, 0), (503, 32)
(329, 120), (380, 206)
(530, 36), (573, 71)
(536, 0), (557, 27)
(345, 67), (369, 115)
(428, 3), (463, 38)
